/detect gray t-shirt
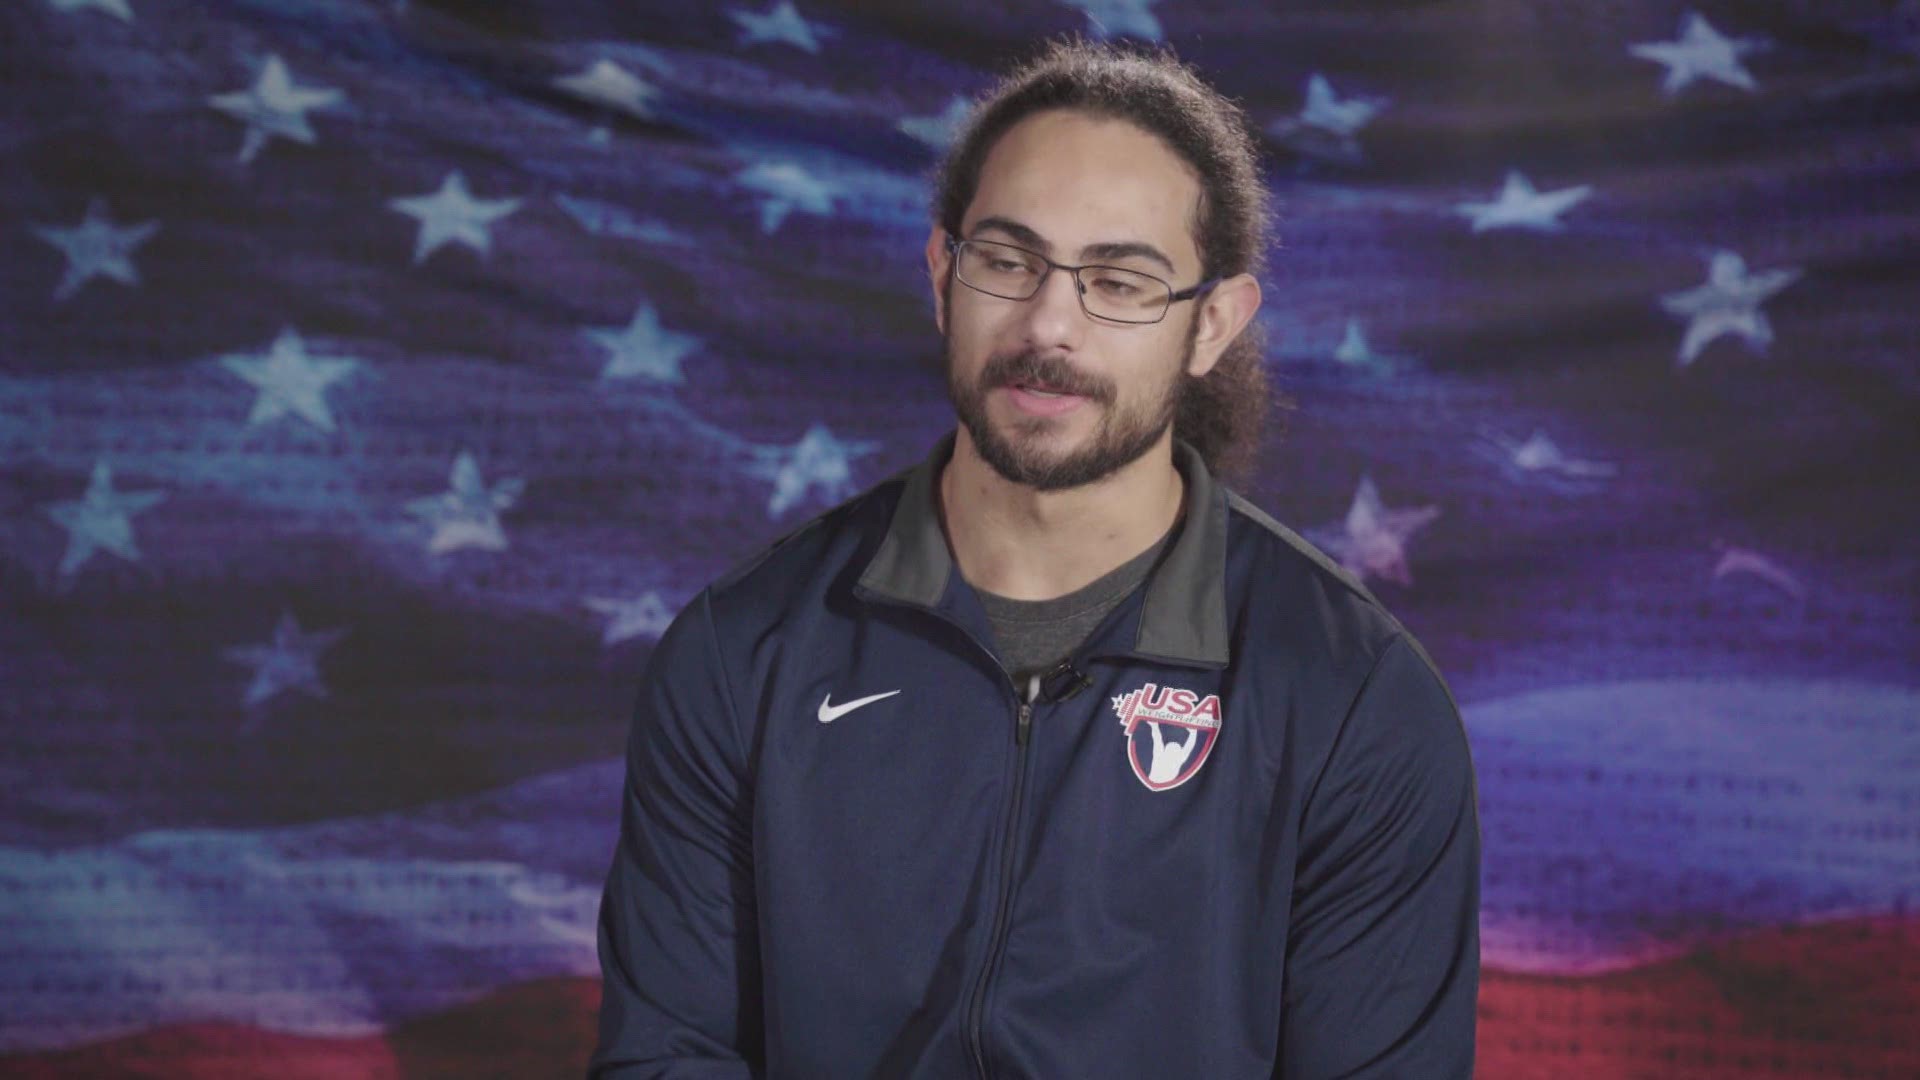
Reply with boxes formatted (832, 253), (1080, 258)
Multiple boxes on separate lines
(975, 524), (1177, 685)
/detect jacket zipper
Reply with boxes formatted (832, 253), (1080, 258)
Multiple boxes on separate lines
(850, 589), (1078, 1077)
(965, 677), (1038, 1080)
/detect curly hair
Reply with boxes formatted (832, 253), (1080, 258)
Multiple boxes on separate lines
(932, 39), (1286, 479)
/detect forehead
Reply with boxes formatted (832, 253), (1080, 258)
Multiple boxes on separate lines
(965, 109), (1202, 272)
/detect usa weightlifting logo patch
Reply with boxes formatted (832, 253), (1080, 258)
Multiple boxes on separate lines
(1112, 683), (1222, 792)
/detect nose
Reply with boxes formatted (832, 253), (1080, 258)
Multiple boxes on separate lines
(1017, 265), (1087, 352)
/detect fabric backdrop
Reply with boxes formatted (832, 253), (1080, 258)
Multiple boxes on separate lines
(3, 1), (1916, 1077)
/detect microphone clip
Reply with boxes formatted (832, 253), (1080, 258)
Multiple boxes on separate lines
(1039, 659), (1093, 703)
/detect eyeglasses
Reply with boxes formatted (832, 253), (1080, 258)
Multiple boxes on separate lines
(945, 236), (1218, 325)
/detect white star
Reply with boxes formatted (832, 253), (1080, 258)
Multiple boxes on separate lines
(553, 59), (658, 117)
(44, 460), (165, 579)
(207, 55), (345, 164)
(1330, 318), (1409, 373)
(898, 97), (971, 149)
(1269, 74), (1386, 165)
(585, 304), (699, 383)
(1659, 250), (1801, 368)
(1300, 73), (1383, 137)
(751, 423), (876, 518)
(387, 171), (521, 264)
(584, 592), (675, 646)
(30, 198), (159, 301)
(1629, 12), (1765, 96)
(1478, 429), (1617, 488)
(736, 161), (837, 233)
(216, 327), (361, 432)
(1503, 430), (1614, 477)
(1058, 0), (1163, 40)
(46, 0), (133, 21)
(1333, 319), (1378, 367)
(1508, 432), (1604, 475)
(553, 194), (692, 245)
(222, 611), (347, 708)
(1455, 171), (1593, 233)
(1311, 476), (1440, 587)
(406, 451), (524, 555)
(1710, 543), (1806, 601)
(730, 1), (829, 52)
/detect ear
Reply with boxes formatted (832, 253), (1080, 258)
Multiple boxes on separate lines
(925, 226), (952, 335)
(1185, 272), (1261, 379)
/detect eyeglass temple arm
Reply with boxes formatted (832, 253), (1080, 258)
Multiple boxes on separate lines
(1170, 278), (1223, 303)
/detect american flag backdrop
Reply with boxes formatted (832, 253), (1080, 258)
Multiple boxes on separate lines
(3, 0), (1918, 1076)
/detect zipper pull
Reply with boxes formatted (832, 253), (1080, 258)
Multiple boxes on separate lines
(1015, 673), (1039, 746)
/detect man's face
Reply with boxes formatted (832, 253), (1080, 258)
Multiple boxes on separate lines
(933, 110), (1212, 491)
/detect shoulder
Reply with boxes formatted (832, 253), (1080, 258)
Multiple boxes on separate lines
(1221, 486), (1470, 792)
(1221, 486), (1413, 674)
(700, 465), (910, 634)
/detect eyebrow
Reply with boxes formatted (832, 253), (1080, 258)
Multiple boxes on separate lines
(969, 216), (1178, 276)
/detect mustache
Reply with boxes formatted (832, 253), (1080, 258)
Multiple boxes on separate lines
(978, 351), (1114, 404)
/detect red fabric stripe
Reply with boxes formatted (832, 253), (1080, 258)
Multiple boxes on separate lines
(1479, 916), (1920, 1077)
(8, 919), (1916, 1078)
(4, 978), (597, 1079)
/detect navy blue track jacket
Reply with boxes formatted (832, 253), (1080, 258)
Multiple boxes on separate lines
(593, 436), (1480, 1078)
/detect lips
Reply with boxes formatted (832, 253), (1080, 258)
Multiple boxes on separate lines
(978, 351), (1110, 415)
(1003, 383), (1089, 417)
(1013, 381), (1076, 398)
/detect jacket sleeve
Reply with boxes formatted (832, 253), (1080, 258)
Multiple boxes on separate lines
(591, 589), (763, 1078)
(1279, 635), (1480, 1079)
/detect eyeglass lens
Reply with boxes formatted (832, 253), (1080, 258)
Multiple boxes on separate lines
(955, 240), (1170, 323)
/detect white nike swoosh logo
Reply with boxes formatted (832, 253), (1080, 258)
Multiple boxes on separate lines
(817, 690), (901, 723)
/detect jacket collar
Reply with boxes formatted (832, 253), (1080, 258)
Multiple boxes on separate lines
(855, 432), (1230, 667)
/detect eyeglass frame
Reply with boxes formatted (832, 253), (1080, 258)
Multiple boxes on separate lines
(943, 235), (1221, 326)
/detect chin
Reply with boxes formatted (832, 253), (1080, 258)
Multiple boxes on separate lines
(995, 418), (1086, 459)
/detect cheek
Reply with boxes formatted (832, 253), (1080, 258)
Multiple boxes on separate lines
(946, 304), (1008, 362)
(943, 315), (992, 380)
(1112, 332), (1187, 389)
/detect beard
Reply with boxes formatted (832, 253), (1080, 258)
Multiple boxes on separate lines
(945, 327), (1193, 492)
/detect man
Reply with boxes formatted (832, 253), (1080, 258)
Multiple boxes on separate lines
(594, 41), (1479, 1079)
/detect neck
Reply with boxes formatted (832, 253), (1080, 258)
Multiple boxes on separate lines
(940, 426), (1185, 601)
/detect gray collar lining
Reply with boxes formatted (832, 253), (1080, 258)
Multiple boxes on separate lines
(855, 433), (1230, 666)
